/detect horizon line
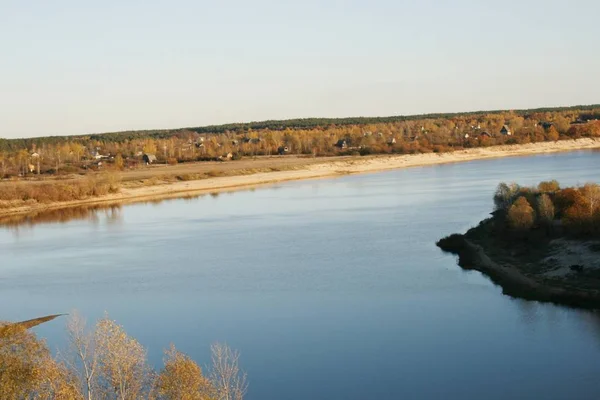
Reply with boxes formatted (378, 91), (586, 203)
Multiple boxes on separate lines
(2, 103), (599, 141)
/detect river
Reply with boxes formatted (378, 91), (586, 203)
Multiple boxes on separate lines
(1, 150), (600, 399)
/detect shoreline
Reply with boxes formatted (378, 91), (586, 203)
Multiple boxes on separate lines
(437, 234), (600, 309)
(1, 138), (599, 219)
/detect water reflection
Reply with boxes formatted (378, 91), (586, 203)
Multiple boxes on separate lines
(0, 185), (277, 230)
(0, 205), (124, 230)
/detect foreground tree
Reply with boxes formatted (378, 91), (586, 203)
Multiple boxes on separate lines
(209, 343), (248, 400)
(152, 344), (216, 400)
(94, 316), (151, 400)
(2, 313), (248, 400)
(1, 317), (82, 399)
(66, 312), (98, 400)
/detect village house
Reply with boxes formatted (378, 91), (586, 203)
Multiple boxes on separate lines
(479, 131), (493, 139)
(143, 154), (157, 164)
(500, 125), (512, 136)
(387, 137), (397, 145)
(278, 146), (289, 155)
(335, 139), (348, 149)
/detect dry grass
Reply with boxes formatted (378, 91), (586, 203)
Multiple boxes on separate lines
(0, 172), (121, 207)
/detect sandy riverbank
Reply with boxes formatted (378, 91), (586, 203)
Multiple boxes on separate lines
(1, 138), (599, 219)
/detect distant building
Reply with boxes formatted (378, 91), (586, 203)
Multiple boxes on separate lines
(335, 139), (348, 149)
(219, 152), (233, 161)
(388, 137), (397, 145)
(500, 125), (512, 136)
(278, 146), (289, 155)
(143, 154), (157, 164)
(479, 131), (492, 139)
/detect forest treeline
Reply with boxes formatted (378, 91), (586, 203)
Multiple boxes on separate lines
(0, 312), (247, 399)
(1, 105), (600, 178)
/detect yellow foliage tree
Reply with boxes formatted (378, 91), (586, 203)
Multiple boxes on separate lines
(153, 344), (217, 400)
(508, 196), (535, 230)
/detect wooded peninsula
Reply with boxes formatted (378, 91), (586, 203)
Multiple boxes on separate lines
(437, 181), (600, 308)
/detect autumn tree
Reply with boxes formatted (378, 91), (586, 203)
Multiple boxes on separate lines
(94, 315), (151, 400)
(153, 344), (216, 400)
(143, 140), (158, 155)
(581, 183), (600, 218)
(494, 182), (520, 211)
(209, 343), (247, 400)
(71, 143), (86, 162)
(507, 196), (535, 230)
(66, 312), (98, 400)
(1, 322), (82, 399)
(0, 152), (8, 178)
(546, 126), (559, 141)
(114, 154), (124, 170)
(538, 180), (560, 193)
(536, 193), (555, 226)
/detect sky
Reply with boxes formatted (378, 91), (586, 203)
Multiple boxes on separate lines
(1, 0), (599, 138)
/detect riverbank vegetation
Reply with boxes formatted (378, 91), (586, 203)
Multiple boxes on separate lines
(1, 106), (599, 178)
(0, 313), (247, 399)
(493, 181), (600, 236)
(437, 181), (600, 308)
(0, 172), (121, 208)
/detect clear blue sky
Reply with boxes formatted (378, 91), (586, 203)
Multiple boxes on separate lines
(1, 0), (599, 138)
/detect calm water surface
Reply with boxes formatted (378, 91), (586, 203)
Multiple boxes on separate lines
(2, 151), (600, 400)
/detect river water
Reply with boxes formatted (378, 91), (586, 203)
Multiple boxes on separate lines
(1, 150), (600, 399)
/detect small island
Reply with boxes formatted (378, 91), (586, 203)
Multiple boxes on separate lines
(437, 180), (600, 308)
